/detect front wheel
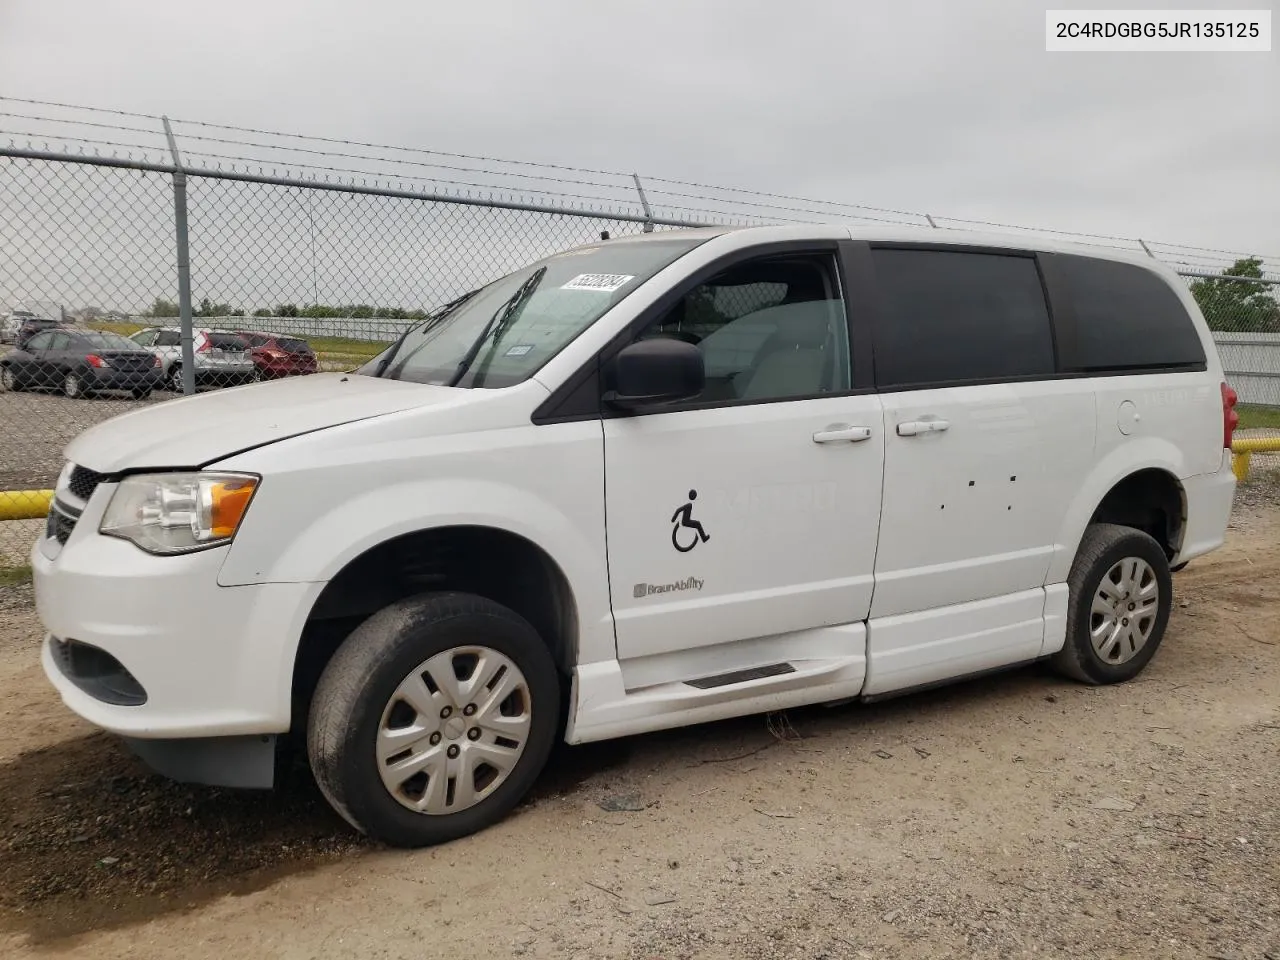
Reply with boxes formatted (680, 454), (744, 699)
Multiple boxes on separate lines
(0, 365), (18, 392)
(307, 592), (561, 848)
(1050, 523), (1173, 685)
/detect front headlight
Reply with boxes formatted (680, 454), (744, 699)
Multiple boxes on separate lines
(100, 472), (260, 554)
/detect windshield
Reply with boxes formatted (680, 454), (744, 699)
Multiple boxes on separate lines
(80, 331), (143, 350)
(367, 236), (705, 388)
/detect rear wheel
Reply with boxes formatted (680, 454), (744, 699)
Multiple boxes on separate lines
(1050, 523), (1172, 685)
(307, 592), (560, 848)
(0, 365), (18, 392)
(168, 364), (184, 393)
(63, 371), (86, 399)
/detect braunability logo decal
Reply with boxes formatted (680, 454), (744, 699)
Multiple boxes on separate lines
(633, 577), (704, 599)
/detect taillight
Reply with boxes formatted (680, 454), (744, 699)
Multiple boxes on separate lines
(85, 354), (104, 368)
(1221, 381), (1239, 449)
(196, 335), (210, 353)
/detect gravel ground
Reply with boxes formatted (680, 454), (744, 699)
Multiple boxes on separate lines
(0, 480), (1277, 959)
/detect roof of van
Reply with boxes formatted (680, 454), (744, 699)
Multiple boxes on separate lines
(603, 223), (1172, 274)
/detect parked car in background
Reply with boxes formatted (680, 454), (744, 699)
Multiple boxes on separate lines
(239, 331), (319, 379)
(1, 309), (38, 344)
(4, 314), (65, 348)
(127, 326), (258, 391)
(0, 328), (162, 398)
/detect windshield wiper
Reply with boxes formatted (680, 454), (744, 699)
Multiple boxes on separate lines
(446, 267), (546, 388)
(374, 288), (480, 377)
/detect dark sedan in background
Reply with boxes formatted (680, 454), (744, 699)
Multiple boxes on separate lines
(0, 328), (163, 399)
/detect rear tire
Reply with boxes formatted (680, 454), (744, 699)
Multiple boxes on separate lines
(1050, 523), (1172, 685)
(0, 365), (18, 392)
(307, 592), (561, 848)
(168, 364), (184, 393)
(63, 371), (85, 399)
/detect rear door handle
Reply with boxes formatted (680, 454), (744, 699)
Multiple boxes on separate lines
(812, 425), (873, 444)
(896, 418), (950, 437)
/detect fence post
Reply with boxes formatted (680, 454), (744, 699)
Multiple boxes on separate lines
(631, 173), (655, 233)
(161, 116), (196, 396)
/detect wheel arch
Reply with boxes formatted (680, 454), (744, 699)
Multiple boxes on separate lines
(289, 523), (581, 727)
(1048, 439), (1191, 585)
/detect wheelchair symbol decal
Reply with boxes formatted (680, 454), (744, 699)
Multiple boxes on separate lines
(671, 489), (711, 553)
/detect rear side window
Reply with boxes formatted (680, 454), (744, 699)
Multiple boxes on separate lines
(208, 333), (248, 350)
(155, 330), (181, 346)
(277, 337), (311, 353)
(870, 249), (1055, 388)
(1057, 255), (1206, 372)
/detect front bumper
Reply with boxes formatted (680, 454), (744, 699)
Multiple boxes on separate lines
(33, 485), (322, 742)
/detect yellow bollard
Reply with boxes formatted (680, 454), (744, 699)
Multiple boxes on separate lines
(0, 490), (53, 521)
(1232, 451), (1251, 482)
(1230, 436), (1280, 483)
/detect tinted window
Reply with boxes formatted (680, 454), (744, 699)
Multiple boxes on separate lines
(243, 333), (271, 347)
(24, 331), (53, 350)
(155, 330), (181, 346)
(208, 333), (248, 350)
(633, 253), (850, 403)
(871, 249), (1055, 387)
(1057, 255), (1205, 371)
(131, 330), (156, 347)
(277, 337), (311, 353)
(48, 332), (72, 351)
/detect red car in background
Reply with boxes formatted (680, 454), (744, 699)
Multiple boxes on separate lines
(239, 331), (319, 379)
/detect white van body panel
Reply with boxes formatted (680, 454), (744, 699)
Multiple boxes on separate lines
(32, 222), (1236, 777)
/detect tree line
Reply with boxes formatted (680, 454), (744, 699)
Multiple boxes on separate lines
(147, 298), (429, 321)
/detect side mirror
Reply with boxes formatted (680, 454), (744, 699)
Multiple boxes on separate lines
(605, 337), (705, 411)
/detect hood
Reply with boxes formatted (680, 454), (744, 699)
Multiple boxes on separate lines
(64, 373), (456, 473)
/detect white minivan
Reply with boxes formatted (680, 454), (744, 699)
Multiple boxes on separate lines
(33, 224), (1238, 847)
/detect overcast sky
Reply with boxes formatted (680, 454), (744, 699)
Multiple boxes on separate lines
(0, 0), (1276, 264)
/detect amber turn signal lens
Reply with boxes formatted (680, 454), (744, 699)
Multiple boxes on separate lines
(209, 479), (258, 538)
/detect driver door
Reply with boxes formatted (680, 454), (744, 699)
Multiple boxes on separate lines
(603, 244), (885, 666)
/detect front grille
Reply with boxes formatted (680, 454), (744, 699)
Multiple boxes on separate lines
(67, 465), (105, 502)
(46, 500), (80, 544)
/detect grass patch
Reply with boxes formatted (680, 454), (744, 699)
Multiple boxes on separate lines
(1238, 404), (1280, 431)
(307, 336), (386, 358)
(0, 564), (32, 586)
(85, 322), (387, 358)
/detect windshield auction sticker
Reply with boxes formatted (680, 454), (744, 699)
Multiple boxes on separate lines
(561, 274), (635, 292)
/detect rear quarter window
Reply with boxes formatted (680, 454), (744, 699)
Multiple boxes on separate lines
(1056, 255), (1206, 372)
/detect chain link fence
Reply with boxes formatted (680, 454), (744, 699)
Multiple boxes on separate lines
(2, 143), (1278, 565)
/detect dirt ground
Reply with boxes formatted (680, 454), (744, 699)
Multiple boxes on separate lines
(0, 482), (1277, 959)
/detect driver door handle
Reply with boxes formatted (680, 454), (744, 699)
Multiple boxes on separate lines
(896, 418), (950, 437)
(812, 425), (873, 444)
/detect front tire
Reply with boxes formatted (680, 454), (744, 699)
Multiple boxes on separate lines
(307, 592), (561, 848)
(1050, 523), (1173, 685)
(0, 365), (18, 392)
